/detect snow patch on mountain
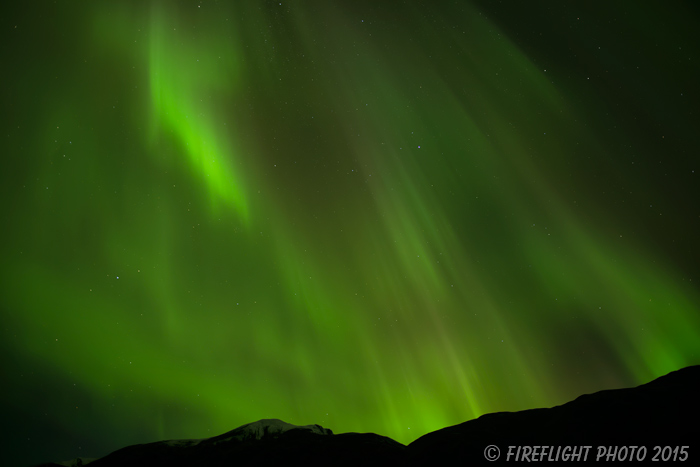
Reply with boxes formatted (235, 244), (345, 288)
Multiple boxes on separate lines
(209, 418), (333, 444)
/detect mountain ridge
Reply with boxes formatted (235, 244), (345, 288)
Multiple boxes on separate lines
(35, 365), (700, 466)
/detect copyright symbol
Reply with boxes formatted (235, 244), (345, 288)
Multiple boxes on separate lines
(484, 445), (500, 461)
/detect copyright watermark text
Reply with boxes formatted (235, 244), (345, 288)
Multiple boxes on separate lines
(482, 445), (690, 462)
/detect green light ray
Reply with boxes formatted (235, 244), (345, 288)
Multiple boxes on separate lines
(148, 3), (249, 223)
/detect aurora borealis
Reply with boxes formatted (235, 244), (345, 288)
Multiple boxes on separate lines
(2, 1), (700, 465)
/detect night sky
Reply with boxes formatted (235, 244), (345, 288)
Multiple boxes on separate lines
(2, 1), (700, 465)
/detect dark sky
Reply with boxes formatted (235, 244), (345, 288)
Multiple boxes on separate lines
(2, 1), (699, 466)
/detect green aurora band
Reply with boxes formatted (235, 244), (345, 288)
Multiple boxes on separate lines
(1, 0), (699, 462)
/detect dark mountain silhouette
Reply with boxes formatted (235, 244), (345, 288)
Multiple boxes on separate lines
(34, 365), (699, 466)
(409, 365), (699, 465)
